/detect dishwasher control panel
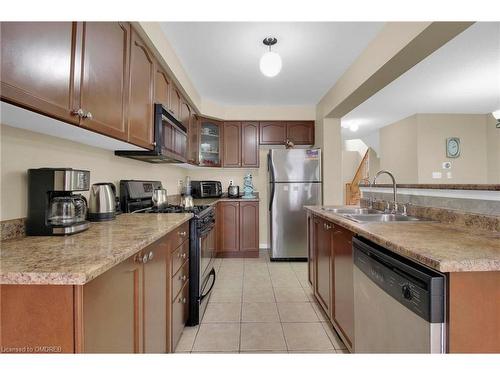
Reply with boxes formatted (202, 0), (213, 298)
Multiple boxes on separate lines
(353, 236), (445, 323)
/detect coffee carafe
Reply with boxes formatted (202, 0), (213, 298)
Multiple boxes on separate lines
(27, 168), (90, 236)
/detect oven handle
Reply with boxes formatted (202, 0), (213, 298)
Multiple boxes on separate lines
(199, 268), (216, 302)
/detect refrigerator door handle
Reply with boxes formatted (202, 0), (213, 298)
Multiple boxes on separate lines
(268, 153), (276, 211)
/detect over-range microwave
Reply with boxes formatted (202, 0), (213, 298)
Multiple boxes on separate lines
(115, 104), (187, 163)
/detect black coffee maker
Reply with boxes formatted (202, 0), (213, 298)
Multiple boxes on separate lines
(27, 168), (90, 236)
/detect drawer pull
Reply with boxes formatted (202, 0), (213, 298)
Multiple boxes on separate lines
(179, 231), (187, 237)
(181, 253), (187, 259)
(142, 254), (149, 264)
(178, 297), (187, 304)
(178, 274), (187, 281)
(148, 251), (154, 261)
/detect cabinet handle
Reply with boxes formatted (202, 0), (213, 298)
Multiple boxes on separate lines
(179, 274), (187, 281)
(179, 297), (187, 304)
(324, 223), (332, 230)
(148, 251), (154, 261)
(181, 253), (187, 259)
(152, 141), (157, 147)
(142, 254), (149, 264)
(83, 111), (93, 120)
(179, 231), (187, 237)
(72, 108), (84, 117)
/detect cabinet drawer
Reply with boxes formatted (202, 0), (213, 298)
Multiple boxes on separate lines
(171, 222), (189, 249)
(171, 281), (189, 351)
(172, 259), (189, 302)
(171, 240), (189, 276)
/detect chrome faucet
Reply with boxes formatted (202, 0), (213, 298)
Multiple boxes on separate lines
(373, 170), (398, 213)
(357, 178), (373, 208)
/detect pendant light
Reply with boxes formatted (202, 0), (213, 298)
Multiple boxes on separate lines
(260, 37), (282, 77)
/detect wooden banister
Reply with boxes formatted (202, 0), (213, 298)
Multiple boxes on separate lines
(345, 148), (370, 205)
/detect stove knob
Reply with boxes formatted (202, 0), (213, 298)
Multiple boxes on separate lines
(402, 284), (412, 300)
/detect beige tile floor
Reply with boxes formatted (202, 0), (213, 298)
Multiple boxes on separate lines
(175, 250), (349, 354)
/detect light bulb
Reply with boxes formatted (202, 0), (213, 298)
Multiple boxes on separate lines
(492, 109), (500, 120)
(260, 51), (282, 77)
(349, 123), (359, 132)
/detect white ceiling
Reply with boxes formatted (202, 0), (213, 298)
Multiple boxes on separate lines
(160, 22), (383, 106)
(342, 22), (500, 140)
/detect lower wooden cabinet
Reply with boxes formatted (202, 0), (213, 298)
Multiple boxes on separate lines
(217, 200), (259, 256)
(308, 214), (354, 350)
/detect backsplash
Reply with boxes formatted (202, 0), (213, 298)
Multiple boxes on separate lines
(1, 218), (25, 241)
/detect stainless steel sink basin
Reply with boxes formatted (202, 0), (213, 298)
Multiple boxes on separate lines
(321, 207), (382, 215)
(342, 213), (428, 223)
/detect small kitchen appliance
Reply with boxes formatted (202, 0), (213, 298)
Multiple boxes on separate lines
(27, 168), (90, 235)
(190, 181), (222, 199)
(227, 182), (240, 198)
(88, 183), (117, 221)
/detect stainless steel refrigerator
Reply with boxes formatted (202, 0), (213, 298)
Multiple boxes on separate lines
(268, 149), (322, 260)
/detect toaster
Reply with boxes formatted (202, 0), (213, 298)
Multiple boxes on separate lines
(191, 181), (222, 198)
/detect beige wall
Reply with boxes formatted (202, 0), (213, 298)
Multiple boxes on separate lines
(376, 113), (499, 184)
(0, 124), (186, 221)
(379, 115), (418, 184)
(416, 114), (489, 183)
(486, 114), (500, 183)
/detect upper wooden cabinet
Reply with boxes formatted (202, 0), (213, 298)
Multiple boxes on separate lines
(241, 122), (259, 167)
(259, 121), (314, 145)
(0, 22), (79, 125)
(169, 85), (182, 121)
(259, 121), (286, 145)
(188, 113), (200, 164)
(77, 22), (130, 141)
(287, 121), (314, 145)
(128, 29), (155, 149)
(154, 66), (171, 108)
(223, 122), (241, 167)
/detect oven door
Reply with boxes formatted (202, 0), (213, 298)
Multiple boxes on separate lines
(198, 219), (216, 319)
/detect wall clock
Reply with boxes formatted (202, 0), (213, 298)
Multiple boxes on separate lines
(446, 137), (460, 158)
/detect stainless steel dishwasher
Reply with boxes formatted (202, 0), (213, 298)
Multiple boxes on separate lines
(353, 237), (445, 353)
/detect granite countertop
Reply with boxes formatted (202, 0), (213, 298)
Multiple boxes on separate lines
(305, 206), (500, 273)
(0, 213), (192, 285)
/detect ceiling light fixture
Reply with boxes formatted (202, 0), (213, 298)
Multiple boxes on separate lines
(349, 123), (359, 132)
(260, 37), (282, 78)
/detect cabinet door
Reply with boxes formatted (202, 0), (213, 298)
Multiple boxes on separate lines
(286, 121), (314, 145)
(314, 217), (333, 317)
(143, 241), (169, 353)
(223, 122), (241, 167)
(218, 201), (240, 252)
(169, 85), (181, 120)
(259, 121), (286, 145)
(171, 281), (189, 351)
(239, 201), (259, 252)
(0, 22), (79, 125)
(333, 226), (354, 346)
(307, 213), (315, 287)
(128, 29), (155, 149)
(241, 121), (259, 167)
(78, 22), (130, 141)
(188, 113), (200, 164)
(154, 67), (171, 108)
(83, 253), (143, 353)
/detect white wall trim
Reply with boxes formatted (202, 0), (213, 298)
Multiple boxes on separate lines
(360, 187), (500, 201)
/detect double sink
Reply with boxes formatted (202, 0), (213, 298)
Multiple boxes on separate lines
(321, 207), (428, 223)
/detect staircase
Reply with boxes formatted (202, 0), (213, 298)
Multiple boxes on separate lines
(345, 148), (370, 205)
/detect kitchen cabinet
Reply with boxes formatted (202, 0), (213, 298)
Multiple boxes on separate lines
(259, 121), (287, 145)
(241, 122), (259, 167)
(223, 122), (241, 167)
(218, 201), (240, 252)
(169, 85), (182, 121)
(0, 22), (79, 125)
(188, 113), (200, 164)
(77, 22), (130, 141)
(154, 66), (172, 108)
(307, 213), (315, 287)
(259, 121), (314, 145)
(287, 121), (314, 145)
(313, 216), (333, 317)
(217, 200), (259, 256)
(83, 252), (143, 353)
(332, 225), (354, 346)
(128, 28), (155, 149)
(199, 118), (223, 167)
(239, 201), (259, 252)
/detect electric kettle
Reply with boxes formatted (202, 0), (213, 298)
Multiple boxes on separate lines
(88, 183), (116, 221)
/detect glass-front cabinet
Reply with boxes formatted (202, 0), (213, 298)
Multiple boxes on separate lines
(199, 119), (222, 167)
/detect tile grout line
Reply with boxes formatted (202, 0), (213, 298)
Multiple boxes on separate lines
(266, 253), (289, 353)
